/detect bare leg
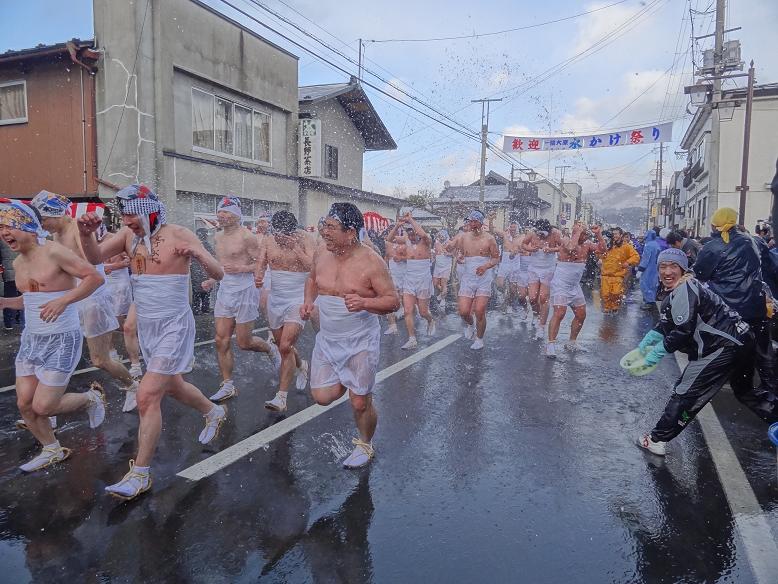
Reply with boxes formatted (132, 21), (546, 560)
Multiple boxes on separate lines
(548, 305), (567, 342)
(350, 391), (377, 443)
(167, 374), (214, 414)
(214, 317), (237, 383)
(403, 294), (418, 338)
(275, 324), (303, 392)
(527, 281), (541, 319)
(235, 321), (273, 354)
(311, 384), (347, 406)
(538, 283), (551, 326)
(418, 298), (433, 326)
(134, 372), (172, 467)
(123, 305), (141, 364)
(87, 332), (133, 386)
(457, 296), (474, 326)
(473, 296), (489, 339)
(570, 305), (587, 341)
(16, 377), (58, 447)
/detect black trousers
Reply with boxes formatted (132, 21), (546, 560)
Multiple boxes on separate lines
(192, 288), (211, 314)
(3, 280), (23, 328)
(651, 335), (778, 442)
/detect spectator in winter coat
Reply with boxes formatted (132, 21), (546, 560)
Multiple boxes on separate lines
(637, 230), (660, 308)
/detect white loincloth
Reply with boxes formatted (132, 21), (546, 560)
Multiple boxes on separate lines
(214, 272), (259, 324)
(77, 264), (120, 338)
(403, 259), (433, 299)
(526, 250), (558, 286)
(496, 253), (521, 282)
(433, 254), (453, 279)
(388, 259), (406, 293)
(458, 257), (495, 298)
(267, 270), (308, 330)
(132, 274), (195, 375)
(511, 255), (530, 287)
(16, 291), (83, 387)
(310, 295), (380, 396)
(550, 261), (586, 307)
(106, 267), (133, 317)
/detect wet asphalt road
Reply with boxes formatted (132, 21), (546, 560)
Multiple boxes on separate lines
(0, 287), (777, 583)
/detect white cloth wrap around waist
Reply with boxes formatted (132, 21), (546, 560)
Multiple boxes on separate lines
(500, 252), (521, 268)
(405, 258), (431, 277)
(388, 259), (406, 275)
(435, 254), (452, 268)
(219, 272), (255, 294)
(530, 250), (558, 269)
(132, 274), (191, 319)
(268, 270), (308, 303)
(23, 291), (81, 334)
(317, 295), (379, 338)
(552, 261), (585, 284)
(463, 256), (494, 275)
(106, 267), (131, 284)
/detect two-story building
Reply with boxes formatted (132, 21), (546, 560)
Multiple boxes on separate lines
(534, 179), (582, 227)
(0, 40), (99, 200)
(297, 78), (402, 225)
(680, 83), (778, 235)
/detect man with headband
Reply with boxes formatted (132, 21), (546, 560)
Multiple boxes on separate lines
(31, 191), (139, 411)
(432, 229), (453, 306)
(382, 222), (407, 335)
(521, 219), (562, 340)
(78, 184), (227, 500)
(0, 199), (107, 472)
(202, 196), (279, 403)
(489, 217), (525, 314)
(300, 202), (399, 468)
(256, 210), (315, 412)
(546, 222), (605, 358)
(386, 211), (435, 350)
(445, 209), (500, 350)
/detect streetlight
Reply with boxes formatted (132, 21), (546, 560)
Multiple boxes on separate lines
(525, 169), (537, 182)
(684, 83), (712, 106)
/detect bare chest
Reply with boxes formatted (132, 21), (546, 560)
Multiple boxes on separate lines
(15, 255), (74, 292)
(129, 234), (188, 275)
(462, 234), (492, 257)
(215, 233), (251, 264)
(315, 256), (372, 297)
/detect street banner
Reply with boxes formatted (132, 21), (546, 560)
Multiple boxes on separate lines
(502, 122), (672, 153)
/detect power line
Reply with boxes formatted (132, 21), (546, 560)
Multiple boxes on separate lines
(364, 0), (631, 43)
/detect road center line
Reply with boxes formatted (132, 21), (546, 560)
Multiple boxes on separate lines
(177, 333), (462, 482)
(674, 352), (778, 584)
(0, 327), (269, 394)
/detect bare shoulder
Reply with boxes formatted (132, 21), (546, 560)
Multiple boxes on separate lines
(166, 224), (196, 242)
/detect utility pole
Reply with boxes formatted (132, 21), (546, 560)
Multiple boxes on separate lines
(737, 60), (755, 221)
(658, 144), (664, 227)
(471, 98), (502, 211)
(555, 165), (572, 187)
(357, 39), (364, 81)
(707, 0), (726, 224)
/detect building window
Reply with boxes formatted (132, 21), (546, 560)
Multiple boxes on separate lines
(325, 144), (338, 179)
(0, 80), (28, 125)
(191, 88), (272, 164)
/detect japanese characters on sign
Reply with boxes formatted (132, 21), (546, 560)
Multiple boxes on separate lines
(299, 119), (322, 177)
(502, 122), (672, 154)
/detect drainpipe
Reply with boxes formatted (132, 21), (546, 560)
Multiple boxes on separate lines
(80, 68), (87, 195)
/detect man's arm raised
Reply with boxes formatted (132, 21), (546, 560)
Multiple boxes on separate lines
(78, 213), (128, 264)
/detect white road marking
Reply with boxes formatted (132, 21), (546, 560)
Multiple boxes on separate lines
(0, 327), (268, 394)
(674, 353), (778, 584)
(177, 333), (462, 481)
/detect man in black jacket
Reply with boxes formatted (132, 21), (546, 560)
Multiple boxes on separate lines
(693, 207), (778, 414)
(637, 249), (755, 455)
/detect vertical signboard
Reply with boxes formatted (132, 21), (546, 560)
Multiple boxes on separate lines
(299, 119), (322, 178)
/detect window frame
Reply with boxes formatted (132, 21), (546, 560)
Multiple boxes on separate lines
(324, 144), (339, 180)
(0, 80), (29, 126)
(190, 86), (272, 167)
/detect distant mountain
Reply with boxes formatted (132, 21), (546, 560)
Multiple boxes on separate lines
(586, 182), (649, 233)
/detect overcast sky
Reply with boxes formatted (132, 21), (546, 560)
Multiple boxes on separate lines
(4, 0), (776, 197)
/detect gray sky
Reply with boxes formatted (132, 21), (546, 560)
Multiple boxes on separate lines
(4, 0), (775, 196)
